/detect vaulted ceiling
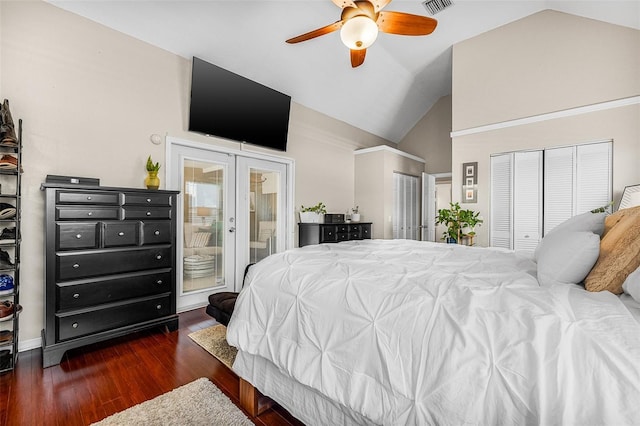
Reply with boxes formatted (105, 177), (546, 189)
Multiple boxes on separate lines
(48, 0), (640, 143)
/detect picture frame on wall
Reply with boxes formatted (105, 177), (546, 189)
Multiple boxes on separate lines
(462, 162), (478, 203)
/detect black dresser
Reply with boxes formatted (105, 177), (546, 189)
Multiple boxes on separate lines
(41, 183), (179, 367)
(298, 222), (372, 247)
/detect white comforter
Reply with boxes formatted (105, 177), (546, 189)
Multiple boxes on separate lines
(226, 239), (640, 425)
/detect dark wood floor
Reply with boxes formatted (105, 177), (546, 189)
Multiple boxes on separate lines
(0, 308), (304, 426)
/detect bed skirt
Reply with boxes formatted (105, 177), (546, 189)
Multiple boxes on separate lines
(233, 350), (377, 426)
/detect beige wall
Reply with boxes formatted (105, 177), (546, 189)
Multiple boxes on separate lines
(0, 1), (391, 349)
(355, 146), (425, 239)
(399, 95), (452, 174)
(452, 10), (640, 247)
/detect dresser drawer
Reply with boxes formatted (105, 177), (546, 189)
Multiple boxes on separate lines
(321, 226), (337, 242)
(56, 246), (172, 280)
(56, 270), (172, 311)
(56, 206), (121, 221)
(337, 224), (349, 233)
(56, 294), (172, 341)
(57, 191), (119, 205)
(337, 232), (349, 241)
(123, 193), (172, 206)
(56, 223), (99, 250)
(103, 222), (140, 247)
(122, 207), (171, 220)
(142, 221), (171, 245)
(362, 224), (371, 239)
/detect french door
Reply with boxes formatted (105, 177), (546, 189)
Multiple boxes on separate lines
(168, 138), (292, 311)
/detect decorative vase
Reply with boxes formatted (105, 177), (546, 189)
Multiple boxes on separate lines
(351, 213), (360, 222)
(145, 171), (160, 190)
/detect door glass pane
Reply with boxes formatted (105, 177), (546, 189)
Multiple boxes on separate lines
(183, 159), (225, 293)
(248, 168), (280, 264)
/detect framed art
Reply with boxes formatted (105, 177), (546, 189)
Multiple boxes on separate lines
(618, 184), (640, 211)
(462, 162), (478, 203)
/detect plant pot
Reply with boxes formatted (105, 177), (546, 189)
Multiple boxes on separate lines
(145, 171), (160, 190)
(445, 237), (457, 244)
(299, 211), (320, 223)
(351, 213), (360, 222)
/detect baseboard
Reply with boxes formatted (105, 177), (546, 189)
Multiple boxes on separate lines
(19, 336), (42, 352)
(177, 301), (209, 313)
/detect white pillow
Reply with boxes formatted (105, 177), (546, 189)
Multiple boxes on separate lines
(622, 265), (640, 303)
(536, 231), (601, 287)
(534, 212), (606, 261)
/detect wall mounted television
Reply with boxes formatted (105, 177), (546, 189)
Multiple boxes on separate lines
(188, 57), (291, 152)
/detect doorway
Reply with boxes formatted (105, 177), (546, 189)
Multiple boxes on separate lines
(168, 138), (293, 311)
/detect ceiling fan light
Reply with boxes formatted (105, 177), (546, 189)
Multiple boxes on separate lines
(340, 16), (378, 50)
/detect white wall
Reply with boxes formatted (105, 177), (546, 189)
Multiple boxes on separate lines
(0, 1), (392, 349)
(451, 10), (640, 247)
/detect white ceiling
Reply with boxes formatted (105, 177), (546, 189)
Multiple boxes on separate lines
(48, 0), (640, 143)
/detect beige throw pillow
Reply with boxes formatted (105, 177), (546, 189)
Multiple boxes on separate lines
(584, 206), (640, 294)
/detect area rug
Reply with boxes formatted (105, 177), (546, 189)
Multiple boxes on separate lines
(188, 324), (237, 369)
(92, 377), (252, 426)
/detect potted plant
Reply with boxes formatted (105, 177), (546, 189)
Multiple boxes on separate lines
(351, 205), (360, 222)
(145, 155), (161, 190)
(435, 202), (483, 244)
(299, 202), (327, 223)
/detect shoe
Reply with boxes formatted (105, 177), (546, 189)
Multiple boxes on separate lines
(0, 330), (12, 343)
(0, 349), (12, 370)
(0, 228), (15, 243)
(0, 275), (13, 294)
(0, 155), (20, 172)
(0, 100), (17, 147)
(0, 203), (15, 219)
(0, 301), (21, 321)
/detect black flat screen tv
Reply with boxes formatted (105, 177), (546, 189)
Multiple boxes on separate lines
(188, 57), (291, 152)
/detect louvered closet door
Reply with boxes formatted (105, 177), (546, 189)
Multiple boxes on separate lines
(490, 153), (513, 249)
(393, 173), (420, 240)
(544, 141), (612, 235)
(513, 151), (542, 251)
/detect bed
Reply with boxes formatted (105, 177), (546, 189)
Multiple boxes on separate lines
(226, 210), (640, 425)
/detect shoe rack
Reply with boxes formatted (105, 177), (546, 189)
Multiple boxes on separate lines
(0, 103), (22, 374)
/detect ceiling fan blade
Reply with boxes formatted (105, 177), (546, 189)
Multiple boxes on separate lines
(370, 0), (392, 13)
(376, 11), (438, 36)
(286, 21), (344, 44)
(350, 49), (366, 68)
(332, 0), (358, 8)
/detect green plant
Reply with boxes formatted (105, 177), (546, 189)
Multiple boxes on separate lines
(435, 202), (483, 242)
(146, 155), (161, 172)
(301, 202), (327, 215)
(352, 205), (359, 214)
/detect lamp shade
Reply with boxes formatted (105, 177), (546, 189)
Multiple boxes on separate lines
(340, 16), (378, 50)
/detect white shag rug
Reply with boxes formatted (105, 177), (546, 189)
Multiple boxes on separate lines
(92, 377), (253, 426)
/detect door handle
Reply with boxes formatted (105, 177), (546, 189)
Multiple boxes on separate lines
(229, 227), (236, 233)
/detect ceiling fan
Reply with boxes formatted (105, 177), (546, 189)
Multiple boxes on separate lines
(285, 0), (438, 68)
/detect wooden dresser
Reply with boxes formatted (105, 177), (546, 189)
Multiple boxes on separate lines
(298, 222), (372, 247)
(41, 183), (179, 367)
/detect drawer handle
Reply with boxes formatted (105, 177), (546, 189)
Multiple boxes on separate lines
(156, 304), (162, 310)
(72, 322), (79, 329)
(146, 198), (152, 203)
(328, 232), (333, 236)
(118, 232), (125, 236)
(76, 234), (82, 239)
(156, 280), (163, 285)
(87, 212), (93, 216)
(156, 254), (162, 260)
(72, 263), (80, 269)
(146, 211), (152, 216)
(73, 293), (80, 299)
(86, 196), (92, 201)
(154, 230), (160, 236)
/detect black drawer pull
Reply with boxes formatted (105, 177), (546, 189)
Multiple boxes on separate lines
(86, 196), (92, 201)
(87, 212), (93, 216)
(76, 234), (82, 239)
(146, 211), (152, 216)
(72, 263), (80, 269)
(156, 304), (162, 310)
(146, 198), (152, 203)
(72, 322), (79, 328)
(154, 230), (160, 236)
(156, 280), (163, 285)
(156, 254), (162, 260)
(118, 232), (125, 236)
(73, 293), (80, 299)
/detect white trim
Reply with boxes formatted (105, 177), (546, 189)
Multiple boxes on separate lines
(451, 96), (640, 138)
(354, 145), (426, 163)
(19, 337), (42, 352)
(432, 172), (452, 179)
